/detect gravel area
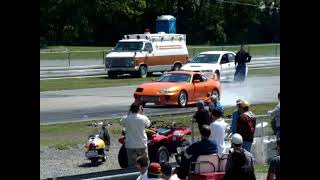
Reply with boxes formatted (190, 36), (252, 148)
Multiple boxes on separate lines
(41, 144), (267, 180)
(40, 134), (121, 179)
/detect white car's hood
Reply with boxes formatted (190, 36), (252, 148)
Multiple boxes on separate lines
(181, 63), (219, 71)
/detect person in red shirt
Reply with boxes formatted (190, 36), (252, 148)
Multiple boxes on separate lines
(236, 100), (256, 152)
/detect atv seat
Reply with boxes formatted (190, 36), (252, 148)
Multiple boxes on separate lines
(219, 153), (228, 172)
(191, 154), (220, 174)
(157, 127), (172, 136)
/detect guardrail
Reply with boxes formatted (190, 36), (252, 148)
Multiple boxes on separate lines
(40, 57), (279, 80)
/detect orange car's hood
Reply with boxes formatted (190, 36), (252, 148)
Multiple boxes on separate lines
(137, 82), (189, 91)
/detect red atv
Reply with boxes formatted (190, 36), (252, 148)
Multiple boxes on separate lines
(118, 120), (191, 168)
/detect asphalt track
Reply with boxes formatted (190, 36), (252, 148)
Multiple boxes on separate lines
(40, 76), (280, 124)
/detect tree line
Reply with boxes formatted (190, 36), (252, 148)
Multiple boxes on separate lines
(40, 0), (280, 47)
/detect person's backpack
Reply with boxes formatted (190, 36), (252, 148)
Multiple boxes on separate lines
(224, 149), (256, 180)
(238, 112), (256, 140)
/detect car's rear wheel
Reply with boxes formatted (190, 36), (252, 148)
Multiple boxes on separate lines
(215, 70), (220, 80)
(156, 146), (169, 163)
(178, 91), (188, 107)
(211, 89), (220, 100)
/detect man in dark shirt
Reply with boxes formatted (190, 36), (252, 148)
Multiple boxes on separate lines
(175, 125), (218, 179)
(234, 45), (251, 83)
(267, 139), (280, 180)
(193, 100), (211, 131)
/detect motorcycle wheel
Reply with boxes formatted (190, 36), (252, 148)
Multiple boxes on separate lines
(90, 158), (99, 165)
(118, 145), (128, 168)
(156, 146), (169, 163)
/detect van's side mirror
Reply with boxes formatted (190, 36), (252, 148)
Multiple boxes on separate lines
(193, 80), (200, 83)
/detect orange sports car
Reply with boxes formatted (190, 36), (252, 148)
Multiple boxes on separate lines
(134, 71), (221, 107)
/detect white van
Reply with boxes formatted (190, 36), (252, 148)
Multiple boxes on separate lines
(105, 32), (188, 78)
(181, 51), (247, 81)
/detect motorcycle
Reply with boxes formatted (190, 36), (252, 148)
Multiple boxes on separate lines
(85, 121), (111, 164)
(118, 120), (191, 168)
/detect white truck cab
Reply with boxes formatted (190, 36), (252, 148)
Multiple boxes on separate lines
(181, 51), (247, 81)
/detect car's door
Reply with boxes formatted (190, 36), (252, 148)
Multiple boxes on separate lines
(220, 54), (231, 79)
(227, 53), (236, 79)
(192, 74), (208, 100)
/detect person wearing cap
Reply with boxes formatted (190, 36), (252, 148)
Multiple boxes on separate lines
(236, 100), (256, 152)
(268, 92), (280, 139)
(136, 155), (149, 180)
(120, 103), (151, 167)
(147, 163), (162, 180)
(192, 100), (211, 132)
(224, 133), (256, 180)
(161, 162), (180, 180)
(208, 95), (225, 116)
(267, 138), (280, 180)
(230, 99), (242, 134)
(209, 108), (228, 156)
(234, 44), (251, 83)
(175, 125), (218, 179)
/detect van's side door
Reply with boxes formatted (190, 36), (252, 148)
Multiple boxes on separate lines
(143, 42), (156, 71)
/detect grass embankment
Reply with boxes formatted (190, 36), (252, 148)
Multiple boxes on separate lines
(40, 102), (277, 150)
(40, 67), (280, 92)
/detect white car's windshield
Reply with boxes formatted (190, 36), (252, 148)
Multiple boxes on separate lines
(156, 73), (191, 83)
(190, 54), (220, 64)
(113, 42), (143, 52)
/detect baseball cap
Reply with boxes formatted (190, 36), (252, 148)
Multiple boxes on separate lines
(148, 163), (162, 176)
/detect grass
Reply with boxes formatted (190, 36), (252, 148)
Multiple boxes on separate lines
(40, 76), (155, 91)
(248, 68), (280, 77)
(254, 163), (269, 173)
(40, 44), (280, 60)
(40, 102), (277, 150)
(40, 67), (279, 92)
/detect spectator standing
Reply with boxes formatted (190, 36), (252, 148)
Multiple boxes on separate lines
(120, 103), (151, 167)
(236, 100), (256, 152)
(234, 45), (251, 83)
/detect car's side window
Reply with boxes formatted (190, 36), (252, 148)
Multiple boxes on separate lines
(193, 74), (204, 82)
(228, 53), (235, 62)
(201, 75), (208, 82)
(221, 54), (229, 64)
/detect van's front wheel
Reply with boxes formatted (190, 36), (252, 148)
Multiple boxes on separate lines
(173, 63), (182, 71)
(138, 66), (148, 78)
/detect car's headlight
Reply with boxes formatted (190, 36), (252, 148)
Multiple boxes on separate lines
(159, 87), (178, 94)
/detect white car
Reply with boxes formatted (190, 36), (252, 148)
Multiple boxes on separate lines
(181, 51), (248, 81)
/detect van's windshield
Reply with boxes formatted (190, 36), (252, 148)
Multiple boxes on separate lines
(113, 42), (143, 52)
(190, 54), (220, 64)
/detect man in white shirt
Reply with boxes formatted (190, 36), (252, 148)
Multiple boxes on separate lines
(120, 103), (151, 167)
(136, 155), (149, 180)
(209, 108), (228, 156)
